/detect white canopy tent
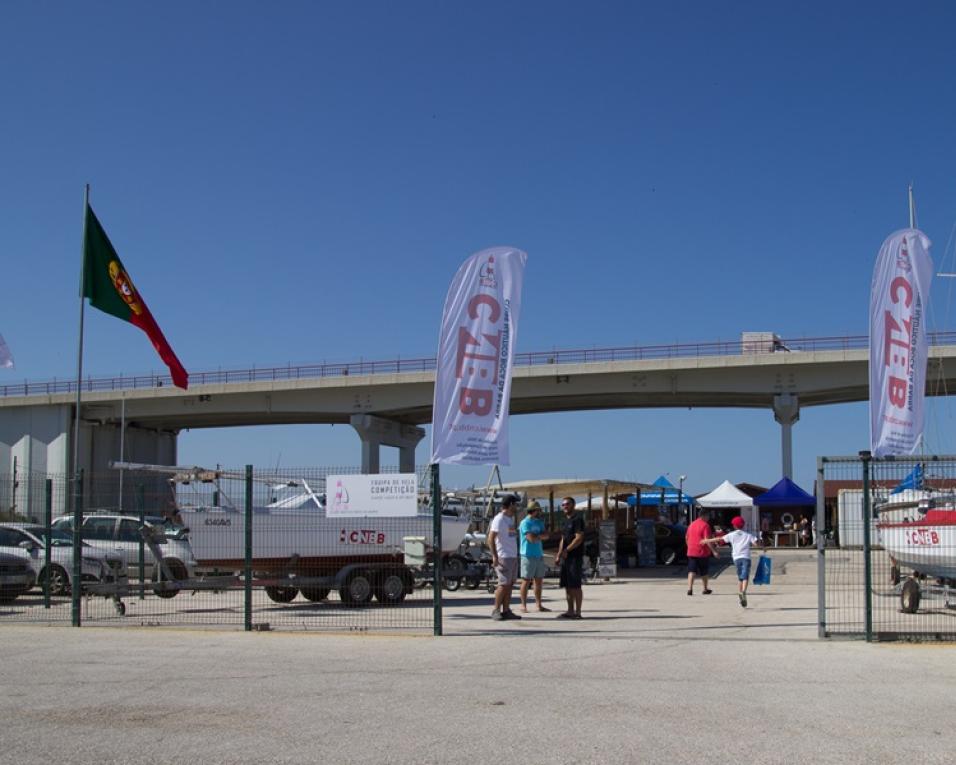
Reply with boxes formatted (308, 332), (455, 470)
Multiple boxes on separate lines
(696, 480), (757, 530)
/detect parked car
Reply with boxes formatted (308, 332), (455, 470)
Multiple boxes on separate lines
(0, 551), (36, 603)
(0, 523), (126, 596)
(52, 513), (197, 598)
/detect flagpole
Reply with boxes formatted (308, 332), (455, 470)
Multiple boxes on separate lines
(908, 183), (916, 229)
(71, 184), (89, 627)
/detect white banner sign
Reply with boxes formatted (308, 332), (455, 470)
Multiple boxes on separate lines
(430, 246), (527, 465)
(0, 334), (13, 369)
(869, 228), (933, 457)
(326, 474), (418, 518)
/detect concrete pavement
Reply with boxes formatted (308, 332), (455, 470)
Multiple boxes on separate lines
(1, 549), (953, 765)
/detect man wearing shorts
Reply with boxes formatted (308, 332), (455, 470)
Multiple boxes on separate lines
(518, 502), (550, 613)
(488, 494), (521, 621)
(686, 508), (718, 596)
(555, 497), (585, 618)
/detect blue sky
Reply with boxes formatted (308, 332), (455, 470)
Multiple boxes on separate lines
(4, 1), (956, 496)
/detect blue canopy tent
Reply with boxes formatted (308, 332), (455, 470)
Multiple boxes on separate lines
(625, 476), (694, 508)
(753, 477), (815, 507)
(754, 477), (815, 542)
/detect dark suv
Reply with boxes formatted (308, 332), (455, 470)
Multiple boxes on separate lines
(616, 523), (687, 566)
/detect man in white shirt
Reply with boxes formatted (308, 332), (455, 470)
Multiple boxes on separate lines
(487, 494), (521, 621)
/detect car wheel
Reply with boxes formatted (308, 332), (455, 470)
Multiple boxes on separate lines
(374, 572), (408, 604)
(264, 586), (299, 603)
(901, 578), (921, 614)
(152, 559), (187, 599)
(339, 571), (373, 606)
(299, 587), (330, 602)
(658, 546), (678, 566)
(41, 565), (70, 596)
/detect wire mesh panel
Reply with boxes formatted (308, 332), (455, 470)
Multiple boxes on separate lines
(0, 466), (450, 634)
(820, 454), (956, 642)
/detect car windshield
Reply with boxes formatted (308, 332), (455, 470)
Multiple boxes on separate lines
(21, 527), (76, 546)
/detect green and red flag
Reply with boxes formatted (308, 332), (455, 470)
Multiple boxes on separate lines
(82, 204), (189, 389)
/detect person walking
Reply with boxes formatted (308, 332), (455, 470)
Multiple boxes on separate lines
(701, 515), (764, 607)
(555, 496), (585, 619)
(518, 501), (550, 613)
(686, 508), (718, 596)
(487, 494), (521, 621)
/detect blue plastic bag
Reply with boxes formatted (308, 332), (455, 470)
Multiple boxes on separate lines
(752, 555), (772, 585)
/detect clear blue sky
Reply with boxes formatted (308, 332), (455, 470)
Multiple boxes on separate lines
(4, 1), (956, 496)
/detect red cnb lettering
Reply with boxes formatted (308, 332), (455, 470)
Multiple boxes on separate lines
(883, 312), (912, 368)
(887, 377), (907, 407)
(377, 533), (385, 544)
(460, 387), (493, 415)
(349, 531), (359, 543)
(468, 294), (500, 322)
(456, 327), (501, 380)
(932, 531), (940, 544)
(890, 276), (913, 308)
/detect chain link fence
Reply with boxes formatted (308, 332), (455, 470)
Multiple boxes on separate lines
(819, 454), (956, 642)
(0, 465), (454, 635)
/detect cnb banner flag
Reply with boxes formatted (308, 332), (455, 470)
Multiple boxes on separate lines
(0, 333), (13, 369)
(83, 204), (189, 389)
(430, 246), (527, 465)
(869, 228), (933, 456)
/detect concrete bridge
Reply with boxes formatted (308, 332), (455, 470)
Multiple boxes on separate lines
(3, 333), (956, 509)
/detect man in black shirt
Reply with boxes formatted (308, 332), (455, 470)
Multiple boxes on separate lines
(555, 496), (585, 618)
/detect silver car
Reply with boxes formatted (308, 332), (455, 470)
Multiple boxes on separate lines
(52, 513), (197, 598)
(0, 523), (126, 596)
(0, 551), (36, 603)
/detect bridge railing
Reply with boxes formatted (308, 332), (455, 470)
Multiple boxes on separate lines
(5, 332), (956, 398)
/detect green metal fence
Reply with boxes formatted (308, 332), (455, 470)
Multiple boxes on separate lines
(0, 465), (450, 635)
(819, 454), (956, 642)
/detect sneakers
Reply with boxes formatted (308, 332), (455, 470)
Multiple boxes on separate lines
(740, 593), (748, 608)
(687, 589), (693, 596)
(502, 610), (522, 620)
(702, 589), (713, 595)
(491, 609), (504, 621)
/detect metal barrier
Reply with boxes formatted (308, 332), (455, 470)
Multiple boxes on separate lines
(0, 466), (450, 635)
(818, 454), (956, 642)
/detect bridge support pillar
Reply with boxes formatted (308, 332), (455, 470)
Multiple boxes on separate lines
(349, 414), (425, 475)
(773, 394), (799, 479)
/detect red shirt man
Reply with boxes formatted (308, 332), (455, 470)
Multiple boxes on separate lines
(685, 510), (717, 595)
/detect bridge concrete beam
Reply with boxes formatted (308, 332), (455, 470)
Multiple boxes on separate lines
(349, 414), (425, 474)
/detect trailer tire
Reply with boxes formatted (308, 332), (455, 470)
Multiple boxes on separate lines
(374, 573), (408, 604)
(264, 586), (299, 603)
(901, 578), (921, 614)
(152, 560), (187, 599)
(300, 587), (330, 602)
(339, 572), (373, 606)
(443, 555), (467, 592)
(657, 546), (678, 566)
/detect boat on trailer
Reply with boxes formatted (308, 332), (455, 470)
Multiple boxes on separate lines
(875, 491), (956, 613)
(112, 462), (470, 605)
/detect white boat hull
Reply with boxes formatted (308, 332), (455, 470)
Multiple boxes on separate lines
(180, 506), (469, 573)
(877, 503), (956, 580)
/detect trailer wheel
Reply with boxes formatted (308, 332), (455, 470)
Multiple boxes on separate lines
(152, 560), (188, 599)
(443, 555), (467, 592)
(264, 586), (299, 603)
(339, 572), (373, 606)
(300, 587), (330, 602)
(901, 578), (921, 614)
(657, 546), (678, 566)
(374, 573), (408, 604)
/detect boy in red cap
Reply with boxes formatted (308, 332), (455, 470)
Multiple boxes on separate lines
(701, 516), (764, 607)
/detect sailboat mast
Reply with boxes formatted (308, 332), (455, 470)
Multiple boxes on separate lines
(909, 183), (916, 229)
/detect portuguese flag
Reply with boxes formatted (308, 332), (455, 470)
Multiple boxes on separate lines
(82, 204), (189, 389)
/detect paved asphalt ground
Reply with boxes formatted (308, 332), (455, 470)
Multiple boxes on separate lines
(1, 550), (954, 765)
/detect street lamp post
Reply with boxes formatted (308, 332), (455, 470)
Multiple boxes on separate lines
(678, 475), (686, 523)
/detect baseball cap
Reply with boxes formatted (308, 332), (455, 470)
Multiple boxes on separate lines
(731, 516), (745, 529)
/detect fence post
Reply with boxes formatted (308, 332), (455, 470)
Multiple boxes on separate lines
(44, 479), (52, 609)
(431, 463), (442, 637)
(860, 450), (873, 642)
(816, 457), (826, 638)
(71, 469), (83, 627)
(137, 484), (146, 600)
(244, 464), (253, 632)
